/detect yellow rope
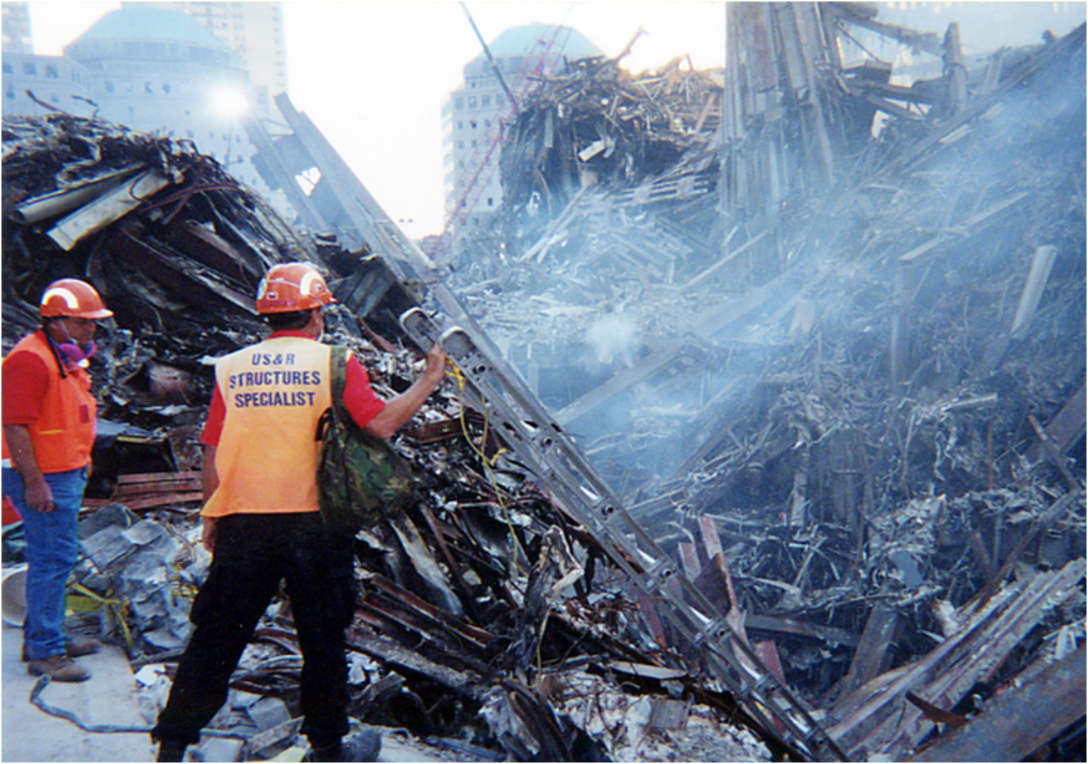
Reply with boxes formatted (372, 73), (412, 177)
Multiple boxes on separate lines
(447, 362), (524, 574)
(68, 582), (134, 653)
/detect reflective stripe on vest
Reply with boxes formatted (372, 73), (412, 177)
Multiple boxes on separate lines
(1, 331), (96, 473)
(202, 337), (333, 517)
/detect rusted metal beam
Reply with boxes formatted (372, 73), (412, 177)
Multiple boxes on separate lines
(167, 220), (262, 285)
(678, 541), (701, 580)
(833, 605), (900, 711)
(698, 515), (723, 561)
(115, 230), (257, 314)
(746, 615), (860, 649)
(909, 645), (1086, 763)
(1028, 384), (1086, 463)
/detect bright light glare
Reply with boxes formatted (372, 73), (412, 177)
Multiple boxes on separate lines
(209, 85), (249, 120)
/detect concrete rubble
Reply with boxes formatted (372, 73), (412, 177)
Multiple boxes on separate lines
(1, 96), (773, 764)
(2, 4), (1084, 762)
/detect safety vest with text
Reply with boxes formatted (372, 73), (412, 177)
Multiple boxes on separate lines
(203, 336), (333, 517)
(1, 330), (97, 474)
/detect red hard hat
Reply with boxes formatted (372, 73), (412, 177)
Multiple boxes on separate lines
(255, 263), (337, 314)
(39, 279), (114, 319)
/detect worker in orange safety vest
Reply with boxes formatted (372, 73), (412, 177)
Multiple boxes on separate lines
(2, 278), (112, 683)
(152, 262), (446, 762)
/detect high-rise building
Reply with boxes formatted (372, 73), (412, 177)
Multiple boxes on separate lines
(1, 6), (266, 191)
(1, 51), (94, 116)
(441, 23), (601, 239)
(1, 1), (32, 54)
(75, 6), (263, 185)
(131, 2), (288, 110)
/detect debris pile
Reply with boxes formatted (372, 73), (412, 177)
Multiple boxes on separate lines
(494, 52), (723, 265)
(1, 115), (777, 762)
(3, 4), (1085, 762)
(455, 5), (1086, 761)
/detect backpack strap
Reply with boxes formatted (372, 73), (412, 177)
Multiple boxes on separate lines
(317, 345), (350, 441)
(328, 345), (349, 420)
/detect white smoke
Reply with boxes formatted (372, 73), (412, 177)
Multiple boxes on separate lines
(584, 312), (640, 367)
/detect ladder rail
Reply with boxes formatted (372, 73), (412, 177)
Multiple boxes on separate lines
(260, 103), (847, 759)
(400, 309), (849, 762)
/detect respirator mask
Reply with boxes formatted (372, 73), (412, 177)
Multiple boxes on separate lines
(51, 319), (97, 369)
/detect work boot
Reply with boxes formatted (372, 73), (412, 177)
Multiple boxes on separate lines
(155, 739), (188, 762)
(21, 636), (101, 662)
(26, 654), (91, 682)
(65, 635), (102, 657)
(308, 729), (382, 762)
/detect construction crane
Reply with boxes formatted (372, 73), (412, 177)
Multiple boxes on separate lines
(432, 5), (574, 266)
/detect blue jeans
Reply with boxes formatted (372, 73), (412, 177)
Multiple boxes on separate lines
(2, 466), (86, 659)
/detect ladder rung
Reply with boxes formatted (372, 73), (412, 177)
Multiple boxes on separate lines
(399, 307), (440, 346)
(398, 298), (845, 762)
(439, 326), (482, 366)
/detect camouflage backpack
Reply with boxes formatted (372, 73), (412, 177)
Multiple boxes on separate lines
(316, 345), (413, 536)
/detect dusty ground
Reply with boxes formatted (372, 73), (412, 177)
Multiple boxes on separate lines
(1, 621), (155, 762)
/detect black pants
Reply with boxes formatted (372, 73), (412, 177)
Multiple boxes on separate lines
(152, 512), (356, 745)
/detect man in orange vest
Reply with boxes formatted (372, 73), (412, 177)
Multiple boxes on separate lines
(2, 278), (112, 682)
(152, 263), (447, 762)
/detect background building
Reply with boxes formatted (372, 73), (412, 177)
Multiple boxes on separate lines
(2, 2), (82, 116)
(130, 1), (287, 117)
(2, 51), (94, 116)
(440, 23), (601, 251)
(2, 1), (32, 54)
(1, 5), (272, 193)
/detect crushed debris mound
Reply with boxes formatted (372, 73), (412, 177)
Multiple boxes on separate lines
(1, 116), (773, 762)
(447, 5), (1086, 762)
(2, 4), (1085, 762)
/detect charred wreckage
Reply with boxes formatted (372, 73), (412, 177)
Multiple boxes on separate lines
(1, 4), (1085, 762)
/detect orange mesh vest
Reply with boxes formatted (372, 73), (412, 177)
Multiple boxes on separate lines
(202, 337), (332, 517)
(1, 331), (97, 473)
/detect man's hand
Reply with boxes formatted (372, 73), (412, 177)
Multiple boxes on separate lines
(24, 477), (54, 513)
(424, 343), (448, 383)
(365, 343), (449, 439)
(201, 516), (218, 553)
(3, 424), (52, 512)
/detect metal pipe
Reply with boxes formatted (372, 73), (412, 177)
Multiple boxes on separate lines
(11, 165), (145, 224)
(48, 170), (170, 251)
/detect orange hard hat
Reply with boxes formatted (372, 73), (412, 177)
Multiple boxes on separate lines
(39, 278), (114, 319)
(255, 262), (337, 314)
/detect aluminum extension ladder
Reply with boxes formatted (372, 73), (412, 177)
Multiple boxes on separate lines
(258, 96), (846, 759)
(398, 306), (849, 763)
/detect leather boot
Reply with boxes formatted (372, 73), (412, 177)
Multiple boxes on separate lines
(22, 636), (101, 662)
(26, 654), (90, 682)
(308, 730), (382, 762)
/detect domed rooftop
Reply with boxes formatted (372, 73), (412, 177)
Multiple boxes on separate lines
(65, 7), (240, 69)
(477, 23), (602, 63)
(72, 7), (227, 48)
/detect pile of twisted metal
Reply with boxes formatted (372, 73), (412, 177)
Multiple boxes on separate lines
(2, 4), (1084, 762)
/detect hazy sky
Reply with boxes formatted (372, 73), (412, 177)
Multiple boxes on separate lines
(26, 1), (727, 239)
(22, 1), (1086, 240)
